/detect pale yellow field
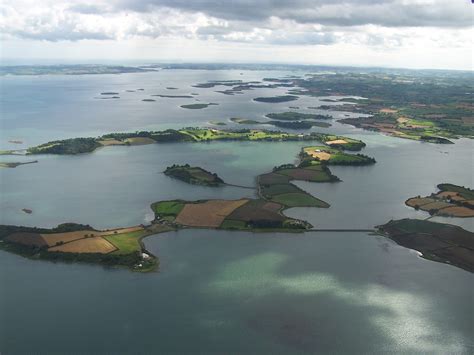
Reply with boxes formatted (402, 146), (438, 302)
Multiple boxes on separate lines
(41, 230), (98, 247)
(305, 149), (331, 161)
(435, 191), (466, 202)
(99, 226), (144, 236)
(98, 139), (126, 146)
(406, 197), (437, 207)
(48, 237), (117, 254)
(437, 206), (474, 218)
(420, 201), (453, 211)
(326, 139), (348, 145)
(175, 199), (248, 227)
(379, 108), (398, 113)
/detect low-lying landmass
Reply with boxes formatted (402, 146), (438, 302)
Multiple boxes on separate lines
(406, 184), (474, 217)
(164, 164), (224, 186)
(152, 94), (194, 98)
(230, 116), (331, 129)
(0, 222), (174, 272)
(378, 219), (474, 273)
(254, 95), (299, 103)
(230, 117), (261, 124)
(9, 128), (367, 156)
(0, 160), (38, 168)
(208, 120), (227, 126)
(0, 64), (157, 76)
(180, 103), (218, 109)
(265, 112), (332, 121)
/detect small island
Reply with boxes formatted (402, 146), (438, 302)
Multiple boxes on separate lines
(164, 164), (224, 186)
(265, 112), (332, 121)
(151, 94), (194, 98)
(253, 95), (299, 103)
(0, 160), (38, 168)
(180, 103), (218, 109)
(406, 184), (474, 217)
(230, 117), (261, 124)
(378, 219), (474, 273)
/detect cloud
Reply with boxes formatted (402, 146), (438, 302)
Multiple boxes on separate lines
(0, 0), (472, 50)
(116, 0), (474, 28)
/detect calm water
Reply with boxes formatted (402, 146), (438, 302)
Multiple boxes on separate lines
(0, 70), (473, 354)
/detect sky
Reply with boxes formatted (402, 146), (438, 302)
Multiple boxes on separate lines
(0, 0), (473, 70)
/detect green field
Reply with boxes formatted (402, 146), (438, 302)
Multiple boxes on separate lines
(270, 192), (329, 208)
(151, 200), (185, 217)
(105, 230), (148, 254)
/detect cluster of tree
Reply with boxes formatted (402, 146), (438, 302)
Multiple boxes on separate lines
(27, 138), (101, 155)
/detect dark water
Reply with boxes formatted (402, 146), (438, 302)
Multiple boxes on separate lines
(0, 70), (473, 354)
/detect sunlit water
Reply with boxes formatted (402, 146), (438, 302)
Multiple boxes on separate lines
(0, 70), (473, 354)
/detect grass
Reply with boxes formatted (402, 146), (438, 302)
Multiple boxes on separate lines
(220, 219), (247, 230)
(151, 200), (184, 217)
(105, 230), (149, 254)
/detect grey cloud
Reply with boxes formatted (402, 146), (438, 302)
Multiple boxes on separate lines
(116, 0), (474, 28)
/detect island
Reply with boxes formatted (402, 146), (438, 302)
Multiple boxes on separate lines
(230, 117), (331, 129)
(164, 164), (224, 186)
(269, 120), (331, 129)
(0, 222), (173, 272)
(230, 118), (261, 124)
(265, 112), (331, 121)
(405, 184), (474, 217)
(151, 94), (194, 98)
(253, 95), (299, 103)
(180, 103), (218, 109)
(378, 219), (474, 273)
(208, 120), (227, 126)
(8, 128), (367, 156)
(0, 160), (38, 168)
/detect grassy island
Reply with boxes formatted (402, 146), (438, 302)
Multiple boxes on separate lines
(180, 103), (218, 109)
(152, 94), (194, 98)
(378, 219), (474, 273)
(164, 164), (224, 186)
(19, 128), (368, 155)
(265, 112), (331, 121)
(254, 95), (299, 103)
(406, 184), (474, 218)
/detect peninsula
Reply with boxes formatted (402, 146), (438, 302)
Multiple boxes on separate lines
(405, 184), (474, 217)
(1, 128), (367, 156)
(378, 219), (474, 273)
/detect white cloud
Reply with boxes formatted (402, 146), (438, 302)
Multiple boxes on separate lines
(0, 0), (472, 70)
